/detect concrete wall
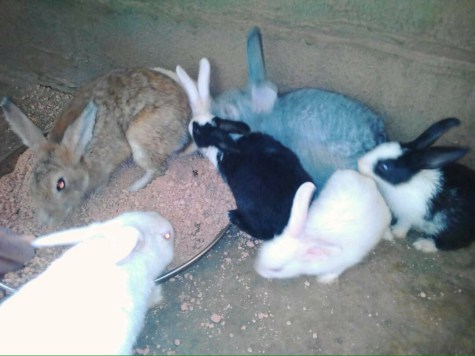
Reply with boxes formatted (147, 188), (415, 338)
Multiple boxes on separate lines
(0, 0), (474, 163)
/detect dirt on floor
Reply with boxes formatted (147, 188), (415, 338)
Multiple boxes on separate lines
(0, 82), (474, 355)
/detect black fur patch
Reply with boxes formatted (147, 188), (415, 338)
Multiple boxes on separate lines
(426, 163), (475, 250)
(218, 132), (313, 240)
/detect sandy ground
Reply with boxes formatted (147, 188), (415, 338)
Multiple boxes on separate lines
(1, 82), (474, 354)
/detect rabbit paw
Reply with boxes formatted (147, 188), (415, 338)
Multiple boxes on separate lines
(413, 239), (438, 253)
(391, 224), (409, 239)
(147, 285), (163, 308)
(382, 229), (394, 241)
(128, 170), (157, 192)
(317, 273), (340, 284)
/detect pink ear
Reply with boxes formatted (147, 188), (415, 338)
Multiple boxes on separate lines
(251, 82), (277, 114)
(303, 244), (340, 261)
(285, 182), (316, 238)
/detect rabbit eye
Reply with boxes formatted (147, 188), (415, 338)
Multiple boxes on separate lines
(56, 178), (66, 192)
(376, 162), (390, 173)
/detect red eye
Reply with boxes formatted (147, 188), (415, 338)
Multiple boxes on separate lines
(56, 178), (66, 192)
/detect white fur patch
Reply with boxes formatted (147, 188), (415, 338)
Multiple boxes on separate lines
(376, 169), (442, 235)
(188, 115), (214, 137)
(413, 238), (438, 253)
(357, 142), (402, 177)
(358, 142), (444, 237)
(200, 146), (220, 169)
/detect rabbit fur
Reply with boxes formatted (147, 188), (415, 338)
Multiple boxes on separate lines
(358, 118), (475, 252)
(0, 211), (174, 355)
(177, 58), (313, 240)
(1, 67), (191, 225)
(211, 27), (387, 190)
(255, 170), (392, 283)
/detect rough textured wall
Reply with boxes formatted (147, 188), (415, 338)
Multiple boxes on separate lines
(0, 0), (474, 163)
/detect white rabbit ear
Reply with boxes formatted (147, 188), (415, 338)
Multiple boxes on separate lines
(251, 81), (277, 114)
(32, 222), (104, 248)
(62, 100), (97, 164)
(32, 223), (141, 265)
(197, 58), (211, 106)
(177, 59), (212, 118)
(176, 64), (200, 114)
(285, 182), (316, 238)
(101, 226), (141, 265)
(1, 97), (47, 149)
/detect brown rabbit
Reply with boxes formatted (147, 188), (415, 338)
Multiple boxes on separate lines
(1, 68), (192, 225)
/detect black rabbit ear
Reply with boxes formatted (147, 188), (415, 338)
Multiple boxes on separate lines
(403, 118), (461, 150)
(210, 129), (240, 153)
(410, 146), (468, 170)
(213, 117), (251, 135)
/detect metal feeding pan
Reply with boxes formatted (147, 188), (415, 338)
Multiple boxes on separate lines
(155, 224), (229, 283)
(0, 144), (230, 293)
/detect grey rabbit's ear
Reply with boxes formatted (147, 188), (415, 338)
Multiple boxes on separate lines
(247, 26), (267, 84)
(246, 27), (277, 114)
(1, 97), (47, 149)
(213, 117), (251, 135)
(403, 118), (461, 150)
(61, 100), (97, 164)
(409, 146), (468, 170)
(251, 82), (277, 114)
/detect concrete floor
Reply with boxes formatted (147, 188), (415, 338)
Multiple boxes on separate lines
(1, 83), (474, 354)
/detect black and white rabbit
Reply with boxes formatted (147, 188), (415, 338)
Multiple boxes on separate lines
(358, 118), (474, 252)
(176, 58), (313, 240)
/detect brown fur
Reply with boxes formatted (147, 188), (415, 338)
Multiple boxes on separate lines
(3, 68), (192, 224)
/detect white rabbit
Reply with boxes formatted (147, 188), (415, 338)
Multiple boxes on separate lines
(255, 170), (392, 283)
(0, 211), (174, 355)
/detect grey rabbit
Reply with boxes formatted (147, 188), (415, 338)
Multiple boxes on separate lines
(211, 27), (387, 189)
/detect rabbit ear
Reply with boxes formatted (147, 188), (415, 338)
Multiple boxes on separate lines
(61, 100), (97, 164)
(213, 117), (251, 135)
(410, 146), (469, 170)
(176, 64), (200, 114)
(32, 224), (101, 248)
(197, 58), (211, 106)
(99, 226), (141, 265)
(1, 97), (47, 149)
(211, 129), (240, 153)
(251, 82), (277, 114)
(284, 182), (316, 238)
(246, 26), (267, 84)
(176, 60), (211, 117)
(403, 118), (461, 150)
(32, 222), (141, 264)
